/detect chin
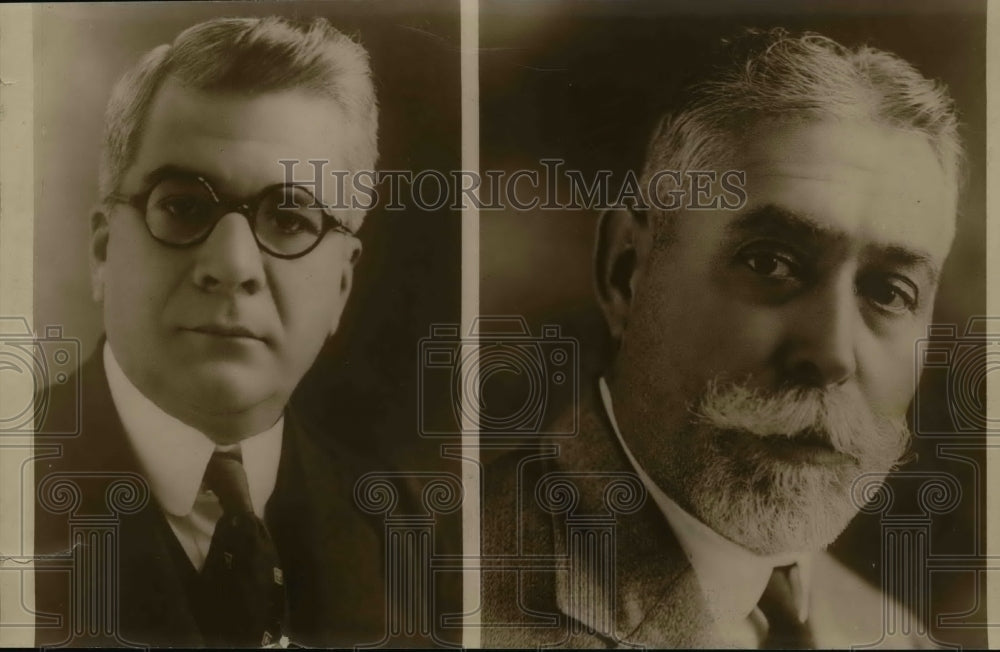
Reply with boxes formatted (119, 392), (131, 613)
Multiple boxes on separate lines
(690, 463), (866, 555)
(180, 364), (282, 415)
(676, 431), (895, 555)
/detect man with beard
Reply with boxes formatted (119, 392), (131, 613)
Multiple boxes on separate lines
(33, 16), (389, 648)
(482, 28), (962, 648)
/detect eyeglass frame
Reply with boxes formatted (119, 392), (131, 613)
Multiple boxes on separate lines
(105, 172), (358, 260)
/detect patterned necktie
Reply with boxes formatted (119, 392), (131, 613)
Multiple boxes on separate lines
(197, 450), (286, 647)
(757, 564), (814, 649)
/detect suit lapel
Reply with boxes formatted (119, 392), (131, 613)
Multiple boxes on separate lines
(543, 387), (719, 647)
(35, 349), (203, 646)
(266, 409), (386, 647)
(39, 349), (389, 648)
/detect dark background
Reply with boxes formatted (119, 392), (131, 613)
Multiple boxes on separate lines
(34, 1), (463, 644)
(479, 0), (987, 647)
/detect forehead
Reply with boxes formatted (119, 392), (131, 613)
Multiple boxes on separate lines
(730, 118), (957, 264)
(124, 78), (352, 197)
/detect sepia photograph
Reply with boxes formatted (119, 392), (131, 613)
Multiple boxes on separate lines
(0, 0), (995, 649)
(478, 0), (989, 648)
(19, 1), (463, 647)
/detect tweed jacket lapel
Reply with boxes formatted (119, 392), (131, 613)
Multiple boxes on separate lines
(541, 386), (720, 648)
(488, 383), (922, 649)
(545, 386), (917, 649)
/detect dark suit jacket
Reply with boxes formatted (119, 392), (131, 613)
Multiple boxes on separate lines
(481, 385), (923, 648)
(34, 349), (389, 648)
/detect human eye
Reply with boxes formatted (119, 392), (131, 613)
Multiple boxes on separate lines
(257, 186), (325, 236)
(857, 272), (919, 315)
(264, 208), (322, 236)
(157, 194), (213, 222)
(736, 241), (803, 282)
(148, 177), (215, 224)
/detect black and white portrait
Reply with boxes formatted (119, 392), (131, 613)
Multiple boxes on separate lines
(0, 0), (991, 649)
(23, 2), (462, 647)
(478, 1), (987, 648)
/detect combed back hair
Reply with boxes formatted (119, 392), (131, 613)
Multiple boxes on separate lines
(100, 16), (378, 228)
(640, 27), (963, 242)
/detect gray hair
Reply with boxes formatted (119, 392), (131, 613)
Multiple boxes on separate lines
(100, 16), (378, 228)
(640, 27), (963, 241)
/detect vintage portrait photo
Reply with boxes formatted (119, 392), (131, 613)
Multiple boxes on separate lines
(478, 0), (988, 648)
(15, 1), (463, 647)
(0, 0), (994, 649)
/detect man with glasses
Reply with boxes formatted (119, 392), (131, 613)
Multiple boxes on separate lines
(35, 16), (384, 647)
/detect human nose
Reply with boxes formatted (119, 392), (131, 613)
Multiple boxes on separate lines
(191, 212), (265, 295)
(780, 275), (859, 388)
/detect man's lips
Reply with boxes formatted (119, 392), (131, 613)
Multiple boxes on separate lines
(718, 426), (856, 464)
(183, 324), (267, 342)
(787, 428), (836, 450)
(765, 429), (857, 464)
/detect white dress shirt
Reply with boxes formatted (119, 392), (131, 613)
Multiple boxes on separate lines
(104, 343), (283, 570)
(598, 377), (813, 647)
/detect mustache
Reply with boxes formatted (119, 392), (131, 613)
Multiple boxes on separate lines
(691, 379), (912, 465)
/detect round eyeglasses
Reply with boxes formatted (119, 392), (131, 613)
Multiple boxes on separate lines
(106, 173), (357, 259)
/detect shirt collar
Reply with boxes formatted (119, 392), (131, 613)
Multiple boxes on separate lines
(597, 377), (813, 625)
(104, 342), (283, 518)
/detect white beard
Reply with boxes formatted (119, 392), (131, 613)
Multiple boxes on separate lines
(669, 379), (910, 555)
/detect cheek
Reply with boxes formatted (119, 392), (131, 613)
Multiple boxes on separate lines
(636, 222), (783, 375)
(103, 227), (178, 325)
(632, 261), (785, 385)
(270, 255), (351, 337)
(858, 327), (923, 417)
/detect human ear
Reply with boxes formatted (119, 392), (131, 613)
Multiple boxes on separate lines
(593, 208), (650, 343)
(89, 209), (110, 303)
(348, 239), (362, 266)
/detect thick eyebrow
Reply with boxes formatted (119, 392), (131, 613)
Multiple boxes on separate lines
(141, 163), (212, 189)
(139, 164), (318, 199)
(136, 164), (335, 217)
(727, 203), (941, 284)
(873, 245), (941, 285)
(726, 203), (844, 245)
